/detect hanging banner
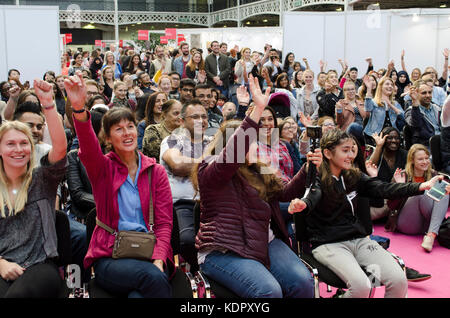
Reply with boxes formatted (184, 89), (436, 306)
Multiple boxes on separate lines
(177, 34), (186, 45)
(119, 40), (123, 48)
(138, 30), (149, 41)
(65, 33), (72, 44)
(165, 28), (177, 39)
(160, 36), (168, 44)
(95, 40), (102, 46)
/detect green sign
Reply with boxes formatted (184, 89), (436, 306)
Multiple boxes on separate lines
(294, 0), (302, 6)
(178, 17), (191, 23)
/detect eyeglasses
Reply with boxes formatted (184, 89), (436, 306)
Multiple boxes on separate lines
(186, 114), (208, 120)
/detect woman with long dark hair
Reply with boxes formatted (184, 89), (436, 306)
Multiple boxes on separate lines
(190, 75), (316, 298)
(288, 129), (445, 298)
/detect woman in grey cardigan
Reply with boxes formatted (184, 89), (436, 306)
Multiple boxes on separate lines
(0, 79), (67, 298)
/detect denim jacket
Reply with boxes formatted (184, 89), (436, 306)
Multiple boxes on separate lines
(363, 98), (404, 136)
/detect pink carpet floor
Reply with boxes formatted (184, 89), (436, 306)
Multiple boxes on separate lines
(318, 212), (450, 298)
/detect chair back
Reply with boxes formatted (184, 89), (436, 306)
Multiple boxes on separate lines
(429, 135), (442, 171)
(55, 210), (72, 267)
(85, 208), (97, 245)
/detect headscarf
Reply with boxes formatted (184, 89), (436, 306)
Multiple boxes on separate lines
(395, 70), (411, 105)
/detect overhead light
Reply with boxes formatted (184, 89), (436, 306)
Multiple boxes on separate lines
(263, 19), (268, 22)
(223, 25), (227, 28)
(412, 13), (419, 22)
(336, 7), (342, 11)
(137, 22), (142, 25)
(83, 23), (95, 29)
(374, 2), (380, 6)
(440, 4), (447, 8)
(246, 21), (251, 25)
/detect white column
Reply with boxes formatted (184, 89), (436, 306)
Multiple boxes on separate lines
(114, 0), (119, 47)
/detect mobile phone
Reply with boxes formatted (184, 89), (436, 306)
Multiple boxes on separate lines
(426, 180), (450, 202)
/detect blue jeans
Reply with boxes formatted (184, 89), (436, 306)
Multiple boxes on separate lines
(94, 258), (172, 298)
(68, 213), (89, 282)
(200, 239), (314, 298)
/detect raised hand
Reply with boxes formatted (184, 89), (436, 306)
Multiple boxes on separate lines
(197, 70), (207, 84)
(393, 168), (406, 183)
(33, 79), (54, 106)
(64, 71), (87, 111)
(387, 60), (395, 71)
(372, 132), (387, 148)
(365, 160), (378, 178)
(363, 75), (374, 90)
(288, 198), (307, 214)
(409, 86), (419, 106)
(8, 85), (21, 100)
(236, 85), (250, 105)
(298, 111), (312, 127)
(443, 48), (449, 59)
(248, 74), (270, 112)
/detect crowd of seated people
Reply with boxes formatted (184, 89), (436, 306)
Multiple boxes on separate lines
(0, 41), (449, 298)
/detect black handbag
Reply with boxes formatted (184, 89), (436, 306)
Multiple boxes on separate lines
(438, 217), (450, 249)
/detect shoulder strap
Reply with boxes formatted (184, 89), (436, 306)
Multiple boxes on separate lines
(96, 217), (116, 235)
(148, 165), (154, 233)
(96, 165), (154, 234)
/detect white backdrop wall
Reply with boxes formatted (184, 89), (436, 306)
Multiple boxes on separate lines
(0, 6), (60, 84)
(177, 27), (283, 56)
(283, 9), (450, 78)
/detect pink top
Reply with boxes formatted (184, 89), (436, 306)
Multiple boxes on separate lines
(73, 113), (174, 270)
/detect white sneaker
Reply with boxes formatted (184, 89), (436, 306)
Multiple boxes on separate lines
(421, 234), (434, 252)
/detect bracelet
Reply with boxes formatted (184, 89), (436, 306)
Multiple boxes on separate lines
(42, 103), (55, 110)
(72, 107), (86, 114)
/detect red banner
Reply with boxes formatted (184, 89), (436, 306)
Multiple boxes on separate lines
(119, 40), (123, 48)
(160, 36), (168, 44)
(177, 34), (186, 45)
(65, 33), (72, 44)
(165, 28), (177, 39)
(138, 30), (149, 41)
(95, 40), (102, 46)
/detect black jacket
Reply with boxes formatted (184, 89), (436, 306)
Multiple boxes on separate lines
(316, 88), (344, 119)
(67, 149), (96, 219)
(302, 172), (423, 249)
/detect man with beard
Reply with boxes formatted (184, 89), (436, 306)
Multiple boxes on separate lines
(173, 42), (191, 79)
(405, 79), (441, 147)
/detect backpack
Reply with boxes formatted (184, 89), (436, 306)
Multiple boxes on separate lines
(438, 217), (450, 249)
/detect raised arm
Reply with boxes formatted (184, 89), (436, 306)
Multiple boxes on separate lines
(3, 85), (21, 121)
(34, 79), (67, 164)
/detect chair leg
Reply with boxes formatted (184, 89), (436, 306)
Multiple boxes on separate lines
(300, 259), (320, 298)
(368, 287), (376, 298)
(184, 271), (199, 298)
(195, 271), (211, 298)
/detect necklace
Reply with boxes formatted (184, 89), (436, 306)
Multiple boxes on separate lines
(12, 189), (18, 195)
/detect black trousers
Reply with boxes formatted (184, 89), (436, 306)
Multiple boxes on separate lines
(0, 260), (62, 298)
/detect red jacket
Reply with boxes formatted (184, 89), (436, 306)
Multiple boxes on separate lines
(73, 113), (174, 270)
(195, 116), (308, 268)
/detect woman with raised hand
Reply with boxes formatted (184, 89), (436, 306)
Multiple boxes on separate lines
(234, 47), (255, 86)
(0, 79), (67, 298)
(65, 71), (174, 298)
(288, 129), (445, 298)
(191, 74), (317, 298)
(387, 144), (449, 253)
(362, 75), (404, 146)
(102, 51), (123, 80)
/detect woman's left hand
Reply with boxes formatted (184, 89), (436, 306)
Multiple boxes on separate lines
(306, 148), (322, 170)
(288, 198), (307, 214)
(153, 259), (164, 273)
(419, 175), (444, 191)
(34, 79), (54, 106)
(365, 160), (378, 178)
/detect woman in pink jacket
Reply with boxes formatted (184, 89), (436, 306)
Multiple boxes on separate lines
(65, 71), (174, 298)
